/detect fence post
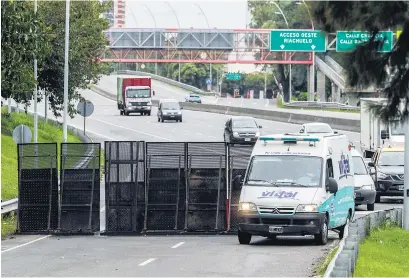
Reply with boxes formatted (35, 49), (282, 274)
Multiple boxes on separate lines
(47, 155), (53, 231)
(88, 149), (96, 231)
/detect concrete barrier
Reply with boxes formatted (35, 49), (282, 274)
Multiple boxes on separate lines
(90, 85), (360, 133)
(324, 208), (403, 278)
(115, 70), (215, 96)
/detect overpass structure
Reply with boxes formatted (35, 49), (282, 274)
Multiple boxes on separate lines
(101, 28), (378, 104)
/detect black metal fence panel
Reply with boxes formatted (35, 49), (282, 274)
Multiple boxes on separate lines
(228, 144), (253, 232)
(17, 143), (58, 233)
(185, 142), (227, 232)
(59, 143), (101, 233)
(145, 142), (186, 231)
(105, 141), (145, 233)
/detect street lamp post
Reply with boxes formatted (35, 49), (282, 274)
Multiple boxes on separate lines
(194, 4), (212, 91)
(271, 2), (292, 102)
(34, 0), (38, 143)
(143, 4), (158, 75)
(164, 1), (181, 82)
(297, 0), (315, 101)
(62, 0), (70, 142)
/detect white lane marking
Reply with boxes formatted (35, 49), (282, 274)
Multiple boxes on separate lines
(68, 124), (116, 140)
(208, 125), (213, 128)
(240, 97), (243, 107)
(101, 206), (106, 213)
(139, 258), (156, 266)
(171, 242), (185, 249)
(196, 133), (203, 136)
(265, 99), (270, 107)
(1, 235), (51, 253)
(228, 101), (231, 105)
(208, 136), (217, 139)
(253, 102), (257, 105)
(88, 118), (173, 142)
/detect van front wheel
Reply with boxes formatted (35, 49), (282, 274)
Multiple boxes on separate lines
(238, 230), (252, 245)
(314, 216), (328, 245)
(338, 213), (351, 239)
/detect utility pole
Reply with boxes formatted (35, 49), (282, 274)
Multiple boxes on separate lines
(34, 0), (38, 143)
(404, 118), (409, 231)
(63, 0), (71, 142)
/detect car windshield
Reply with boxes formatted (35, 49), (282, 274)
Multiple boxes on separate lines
(245, 155), (323, 187)
(126, 89), (150, 98)
(378, 151), (405, 166)
(390, 120), (405, 136)
(305, 125), (332, 133)
(190, 96), (200, 100)
(233, 119), (257, 128)
(162, 102), (180, 110)
(352, 156), (368, 175)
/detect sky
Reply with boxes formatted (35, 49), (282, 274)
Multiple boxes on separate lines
(126, 0), (249, 29)
(125, 0), (257, 72)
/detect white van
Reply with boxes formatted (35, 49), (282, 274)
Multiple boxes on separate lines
(232, 133), (355, 245)
(350, 149), (376, 211)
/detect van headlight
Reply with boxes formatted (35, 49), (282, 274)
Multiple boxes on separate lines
(255, 131), (260, 137)
(239, 202), (257, 211)
(377, 171), (388, 180)
(147, 100), (152, 105)
(296, 204), (318, 213)
(233, 132), (239, 137)
(177, 111), (181, 114)
(126, 102), (132, 107)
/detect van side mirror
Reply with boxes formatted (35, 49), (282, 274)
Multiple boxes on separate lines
(233, 175), (243, 190)
(334, 131), (338, 134)
(369, 168), (376, 175)
(381, 130), (389, 140)
(367, 162), (375, 167)
(259, 125), (262, 128)
(326, 177), (338, 194)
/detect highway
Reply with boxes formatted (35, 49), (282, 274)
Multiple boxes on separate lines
(1, 76), (402, 277)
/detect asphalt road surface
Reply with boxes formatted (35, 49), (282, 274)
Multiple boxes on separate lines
(1, 79), (401, 277)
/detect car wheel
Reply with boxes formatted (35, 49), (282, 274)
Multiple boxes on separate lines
(161, 117), (164, 122)
(367, 203), (375, 211)
(180, 118), (182, 122)
(147, 112), (151, 116)
(338, 212), (351, 239)
(157, 117), (160, 122)
(375, 194), (381, 203)
(238, 230), (252, 245)
(125, 112), (129, 116)
(314, 216), (328, 245)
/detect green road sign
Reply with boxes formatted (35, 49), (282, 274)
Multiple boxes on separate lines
(225, 72), (241, 81)
(336, 31), (393, 52)
(270, 30), (326, 52)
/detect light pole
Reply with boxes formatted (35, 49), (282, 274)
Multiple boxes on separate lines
(63, 0), (70, 142)
(297, 0), (315, 101)
(271, 2), (292, 102)
(34, 0), (38, 143)
(193, 4), (212, 91)
(164, 1), (181, 82)
(404, 119), (409, 230)
(143, 4), (158, 75)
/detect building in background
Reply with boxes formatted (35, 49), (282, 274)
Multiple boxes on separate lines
(101, 0), (126, 28)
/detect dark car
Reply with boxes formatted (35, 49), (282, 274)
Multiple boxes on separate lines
(368, 146), (405, 203)
(186, 94), (202, 103)
(157, 99), (183, 122)
(224, 116), (261, 145)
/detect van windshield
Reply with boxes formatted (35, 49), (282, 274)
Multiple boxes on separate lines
(126, 89), (150, 98)
(162, 102), (180, 110)
(245, 155), (323, 187)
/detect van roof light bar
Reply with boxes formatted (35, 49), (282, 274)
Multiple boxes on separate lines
(259, 136), (320, 142)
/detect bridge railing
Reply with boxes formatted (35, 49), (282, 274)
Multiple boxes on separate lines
(284, 100), (360, 111)
(115, 70), (215, 96)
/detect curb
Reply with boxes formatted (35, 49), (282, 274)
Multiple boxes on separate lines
(323, 208), (403, 277)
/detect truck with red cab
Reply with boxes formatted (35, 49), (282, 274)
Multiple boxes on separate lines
(117, 76), (152, 116)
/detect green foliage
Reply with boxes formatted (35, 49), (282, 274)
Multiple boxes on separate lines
(313, 1), (409, 121)
(1, 0), (111, 118)
(1, 0), (50, 103)
(248, 1), (312, 102)
(38, 1), (110, 118)
(297, 92), (308, 101)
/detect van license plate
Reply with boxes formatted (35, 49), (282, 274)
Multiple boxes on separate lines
(399, 185), (404, 190)
(269, 226), (283, 233)
(245, 138), (251, 141)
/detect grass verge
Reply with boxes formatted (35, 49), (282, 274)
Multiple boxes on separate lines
(314, 245), (339, 277)
(1, 214), (17, 239)
(1, 107), (84, 200)
(277, 96), (359, 114)
(354, 223), (409, 277)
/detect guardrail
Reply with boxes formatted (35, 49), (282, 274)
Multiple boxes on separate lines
(1, 105), (95, 214)
(90, 86), (361, 133)
(324, 208), (403, 277)
(283, 100), (360, 111)
(114, 70), (215, 96)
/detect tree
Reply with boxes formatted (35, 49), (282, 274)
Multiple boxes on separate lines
(1, 0), (50, 104)
(248, 1), (312, 102)
(312, 1), (409, 120)
(37, 1), (110, 117)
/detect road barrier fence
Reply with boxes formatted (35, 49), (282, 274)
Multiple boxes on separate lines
(17, 141), (254, 235)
